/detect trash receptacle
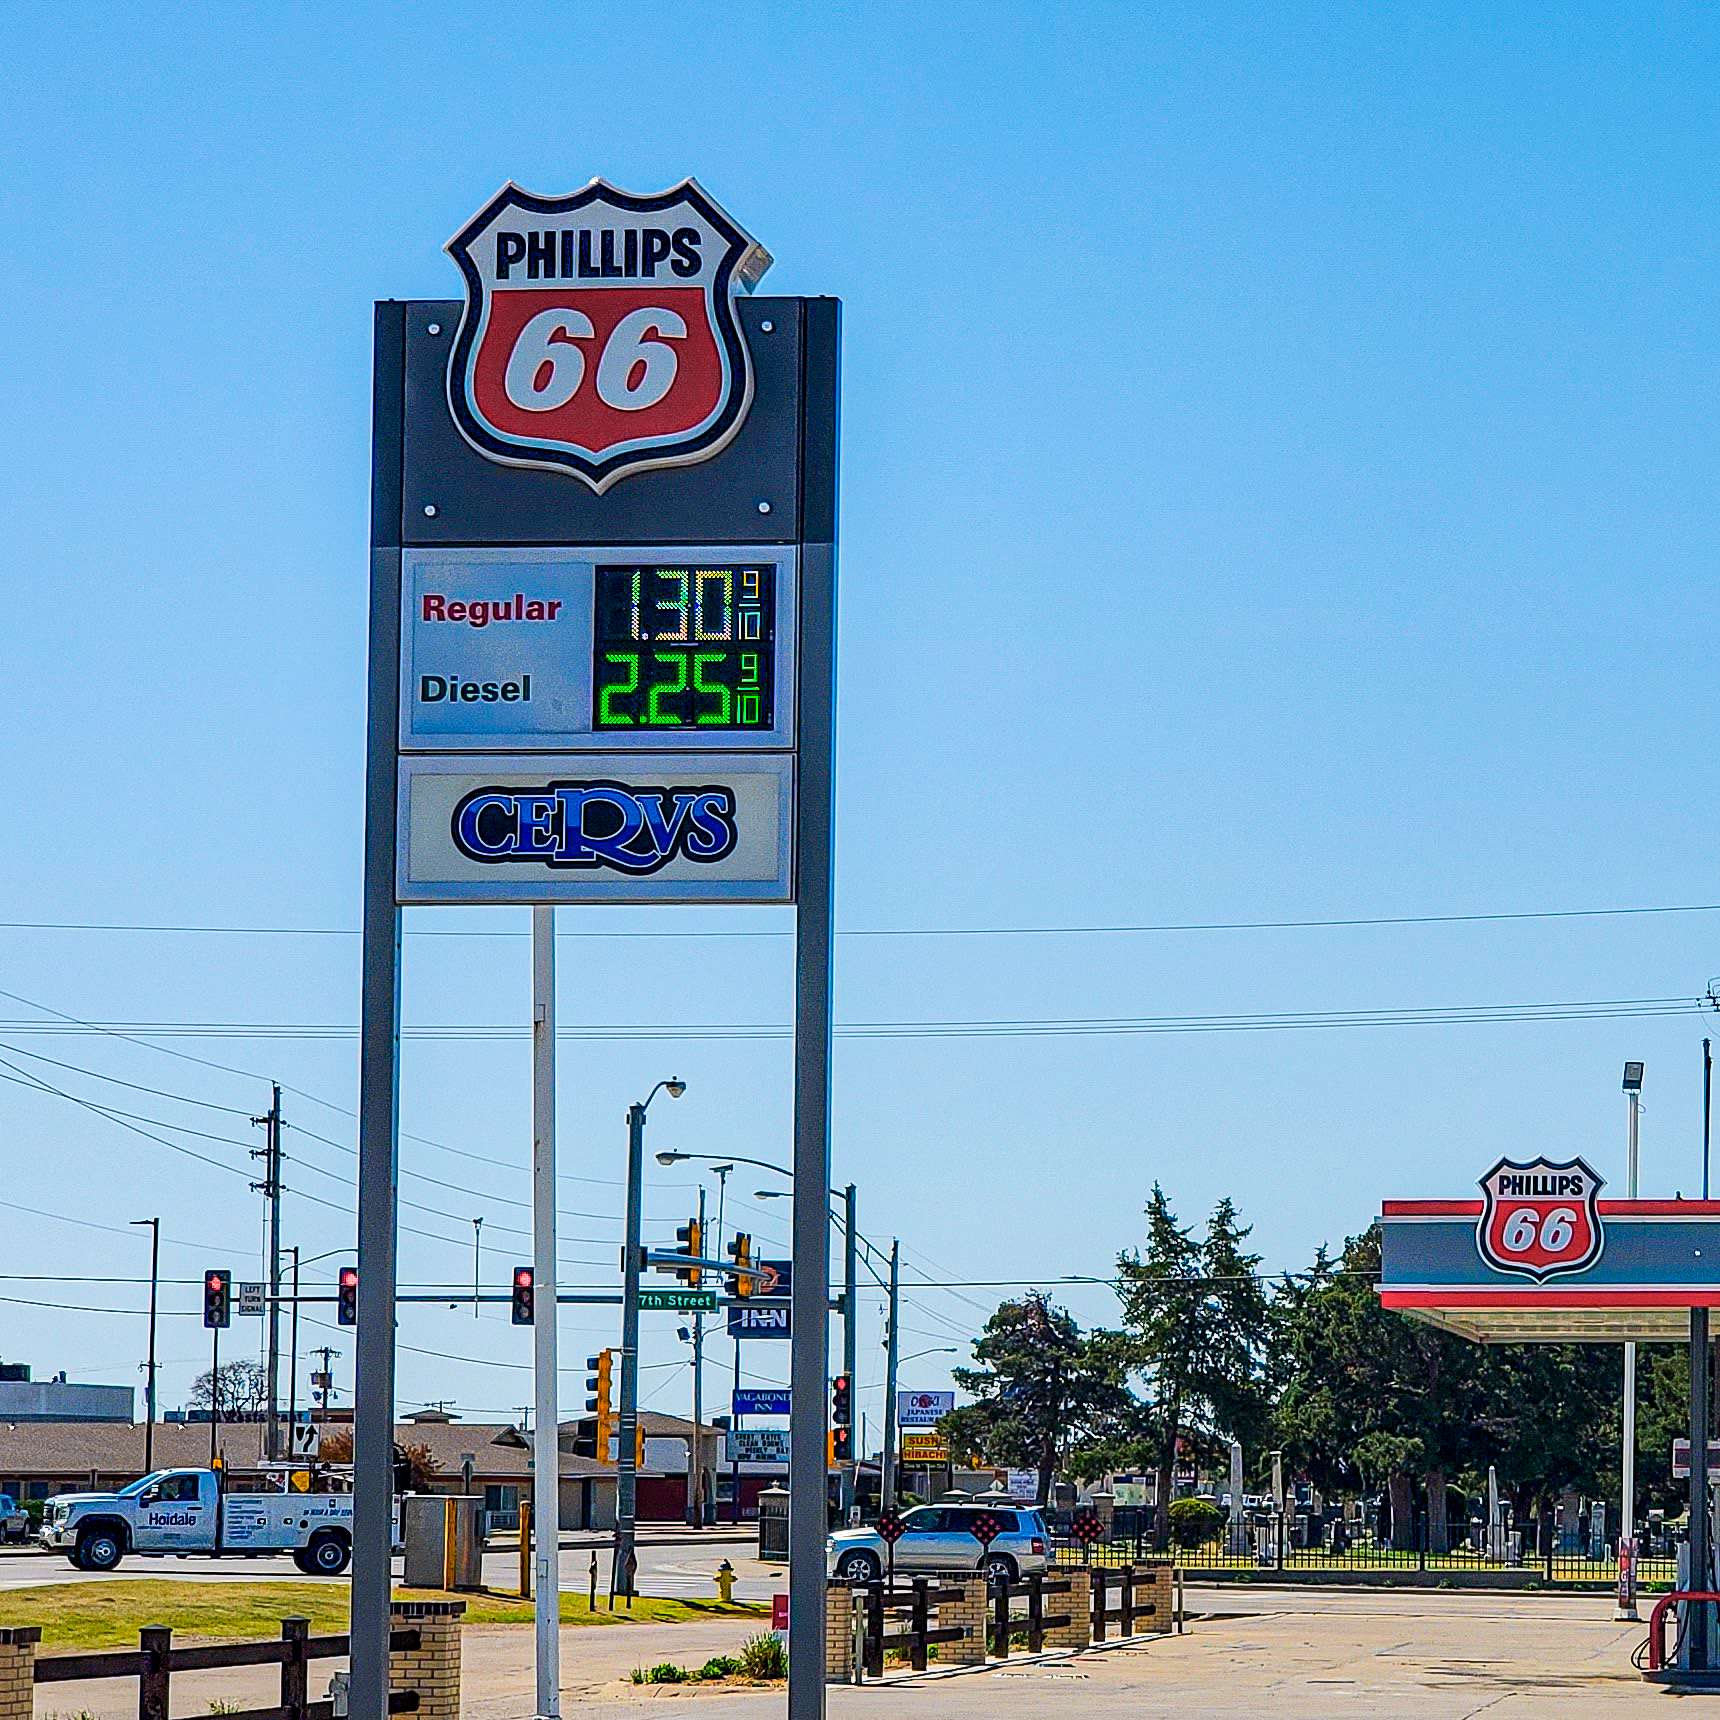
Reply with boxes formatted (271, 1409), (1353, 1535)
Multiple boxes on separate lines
(757, 1486), (789, 1561)
(403, 1494), (485, 1590)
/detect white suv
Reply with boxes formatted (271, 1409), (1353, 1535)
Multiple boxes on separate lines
(827, 1504), (1051, 1585)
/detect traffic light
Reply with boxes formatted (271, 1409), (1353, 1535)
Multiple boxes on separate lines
(586, 1350), (615, 1463)
(831, 1372), (852, 1429)
(202, 1269), (231, 1330)
(827, 1429), (852, 1466)
(511, 1265), (535, 1325)
(635, 1425), (646, 1469)
(728, 1231), (754, 1297)
(337, 1265), (359, 1327)
(675, 1218), (703, 1286)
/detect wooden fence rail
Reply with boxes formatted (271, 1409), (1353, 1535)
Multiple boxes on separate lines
(33, 1617), (422, 1720)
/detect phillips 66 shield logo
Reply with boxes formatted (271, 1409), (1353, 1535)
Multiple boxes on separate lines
(445, 179), (772, 492)
(1476, 1156), (1605, 1282)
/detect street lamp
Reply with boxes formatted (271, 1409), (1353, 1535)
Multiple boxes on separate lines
(615, 1078), (687, 1598)
(130, 1218), (160, 1472)
(1620, 1059), (1644, 1621)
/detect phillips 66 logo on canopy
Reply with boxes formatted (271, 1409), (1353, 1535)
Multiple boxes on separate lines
(445, 178), (773, 491)
(1476, 1156), (1605, 1282)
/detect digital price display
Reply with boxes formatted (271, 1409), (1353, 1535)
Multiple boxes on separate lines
(592, 565), (775, 731)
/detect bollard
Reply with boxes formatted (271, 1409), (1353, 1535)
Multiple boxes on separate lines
(518, 1501), (531, 1600)
(589, 1550), (599, 1611)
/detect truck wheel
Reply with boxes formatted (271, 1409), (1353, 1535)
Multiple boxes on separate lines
(76, 1528), (123, 1572)
(305, 1531), (351, 1576)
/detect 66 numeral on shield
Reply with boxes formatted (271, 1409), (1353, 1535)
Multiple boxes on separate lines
(503, 308), (686, 413)
(1497, 1205), (1578, 1254)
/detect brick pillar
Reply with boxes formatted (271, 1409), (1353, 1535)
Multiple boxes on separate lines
(824, 1584), (854, 1683)
(1044, 1568), (1091, 1650)
(0, 1627), (40, 1720)
(1138, 1563), (1174, 1634)
(390, 1599), (465, 1720)
(936, 1578), (989, 1666)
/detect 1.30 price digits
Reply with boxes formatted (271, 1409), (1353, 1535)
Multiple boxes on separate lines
(592, 566), (774, 730)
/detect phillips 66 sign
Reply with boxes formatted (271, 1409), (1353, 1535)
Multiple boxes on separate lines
(445, 179), (773, 492)
(375, 176), (837, 909)
(1476, 1156), (1605, 1282)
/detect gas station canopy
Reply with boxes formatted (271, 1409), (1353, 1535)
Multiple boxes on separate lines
(1380, 1199), (1720, 1343)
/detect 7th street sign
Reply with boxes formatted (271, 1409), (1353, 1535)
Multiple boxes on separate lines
(639, 1288), (717, 1312)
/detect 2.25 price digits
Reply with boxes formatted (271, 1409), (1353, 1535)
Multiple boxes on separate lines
(592, 566), (775, 731)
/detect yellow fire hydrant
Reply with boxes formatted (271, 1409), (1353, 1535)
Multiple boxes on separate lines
(715, 1558), (736, 1603)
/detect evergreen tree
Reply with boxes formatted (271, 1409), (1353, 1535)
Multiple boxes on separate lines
(1115, 1186), (1272, 1547)
(941, 1294), (1134, 1501)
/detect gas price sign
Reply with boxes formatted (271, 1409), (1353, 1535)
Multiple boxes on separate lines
(592, 564), (775, 731)
(399, 546), (795, 754)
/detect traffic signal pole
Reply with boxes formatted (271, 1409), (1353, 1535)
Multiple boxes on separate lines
(615, 1101), (647, 1597)
(689, 1184), (706, 1527)
(530, 905), (560, 1717)
(840, 1185), (857, 1517)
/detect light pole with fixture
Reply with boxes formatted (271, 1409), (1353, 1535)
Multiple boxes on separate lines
(130, 1218), (160, 1472)
(1620, 1059), (1644, 1620)
(615, 1078), (687, 1597)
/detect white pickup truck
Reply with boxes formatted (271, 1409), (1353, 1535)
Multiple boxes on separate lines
(40, 1467), (353, 1574)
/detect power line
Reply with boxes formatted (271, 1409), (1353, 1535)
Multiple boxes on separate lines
(2, 898), (1717, 939)
(0, 993), (1693, 1043)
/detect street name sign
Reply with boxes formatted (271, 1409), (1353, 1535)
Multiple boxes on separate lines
(638, 1288), (717, 1312)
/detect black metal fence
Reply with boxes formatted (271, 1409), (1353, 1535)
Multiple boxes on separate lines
(1050, 1512), (1673, 1588)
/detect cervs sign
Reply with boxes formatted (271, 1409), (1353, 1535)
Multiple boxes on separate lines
(1476, 1156), (1605, 1282)
(446, 179), (772, 491)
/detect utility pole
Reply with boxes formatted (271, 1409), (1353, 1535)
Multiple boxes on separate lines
(880, 1239), (901, 1513)
(131, 1218), (160, 1472)
(840, 1185), (857, 1518)
(616, 1101), (647, 1597)
(1705, 1038), (1713, 1201)
(251, 1083), (284, 1461)
(287, 1247), (300, 1442)
(472, 1217), (484, 1321)
(312, 1345), (337, 1427)
(1620, 1061), (1643, 1621)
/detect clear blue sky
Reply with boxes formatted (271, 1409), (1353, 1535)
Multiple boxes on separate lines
(1, 3), (1716, 1440)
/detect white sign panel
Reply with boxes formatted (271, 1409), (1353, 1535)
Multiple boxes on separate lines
(897, 1390), (954, 1428)
(1002, 1468), (1039, 1503)
(397, 753), (794, 904)
(237, 1281), (265, 1317)
(727, 1428), (792, 1465)
(289, 1423), (322, 1458)
(399, 547), (797, 753)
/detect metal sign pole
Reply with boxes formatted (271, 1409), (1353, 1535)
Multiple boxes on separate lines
(352, 300), (406, 1720)
(531, 905), (561, 1716)
(788, 298), (841, 1720)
